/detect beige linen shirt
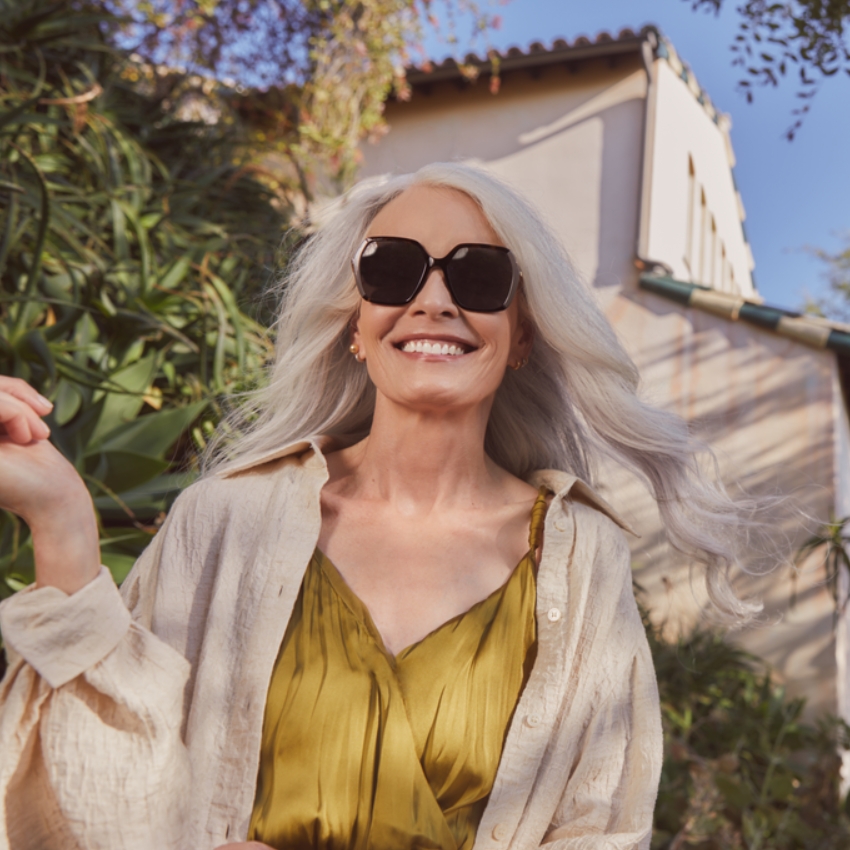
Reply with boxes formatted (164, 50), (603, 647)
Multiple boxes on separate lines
(0, 438), (662, 850)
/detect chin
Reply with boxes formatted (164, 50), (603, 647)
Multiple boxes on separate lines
(392, 382), (495, 413)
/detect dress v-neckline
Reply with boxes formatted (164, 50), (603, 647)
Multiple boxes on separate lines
(312, 486), (550, 661)
(313, 546), (534, 662)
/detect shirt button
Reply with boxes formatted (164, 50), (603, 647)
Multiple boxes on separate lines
(492, 823), (510, 841)
(525, 713), (541, 727)
(547, 607), (562, 622)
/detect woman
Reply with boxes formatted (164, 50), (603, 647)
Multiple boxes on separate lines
(0, 163), (755, 850)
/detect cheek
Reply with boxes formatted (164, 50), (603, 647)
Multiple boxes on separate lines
(355, 304), (399, 346)
(475, 313), (517, 354)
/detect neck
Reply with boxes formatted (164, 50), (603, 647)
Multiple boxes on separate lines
(344, 394), (503, 514)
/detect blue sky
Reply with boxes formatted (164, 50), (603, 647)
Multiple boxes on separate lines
(423, 0), (850, 312)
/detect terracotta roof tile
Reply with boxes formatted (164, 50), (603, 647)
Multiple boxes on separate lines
(405, 26), (656, 80)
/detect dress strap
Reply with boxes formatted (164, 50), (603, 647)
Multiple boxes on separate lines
(528, 486), (551, 552)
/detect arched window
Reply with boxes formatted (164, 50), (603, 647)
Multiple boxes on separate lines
(698, 188), (708, 284)
(685, 157), (696, 276)
(710, 216), (717, 286)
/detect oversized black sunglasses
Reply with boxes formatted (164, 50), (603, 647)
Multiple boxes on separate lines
(351, 236), (522, 313)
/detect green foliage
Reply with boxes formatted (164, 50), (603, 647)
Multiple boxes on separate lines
(795, 515), (850, 621)
(648, 614), (850, 849)
(101, 0), (503, 185)
(805, 235), (850, 323)
(686, 0), (850, 138)
(0, 0), (283, 593)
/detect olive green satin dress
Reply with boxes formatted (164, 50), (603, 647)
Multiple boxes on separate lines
(248, 489), (549, 850)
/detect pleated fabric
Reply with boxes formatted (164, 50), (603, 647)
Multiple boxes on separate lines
(248, 488), (549, 850)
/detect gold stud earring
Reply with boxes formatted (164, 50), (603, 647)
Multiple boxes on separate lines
(510, 357), (529, 371)
(349, 343), (365, 362)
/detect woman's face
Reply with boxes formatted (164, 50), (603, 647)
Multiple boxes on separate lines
(351, 184), (532, 417)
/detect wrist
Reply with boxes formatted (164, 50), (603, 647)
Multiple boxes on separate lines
(25, 476), (94, 529)
(30, 488), (101, 595)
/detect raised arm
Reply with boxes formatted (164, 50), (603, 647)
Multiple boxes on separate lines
(0, 376), (191, 850)
(0, 376), (99, 594)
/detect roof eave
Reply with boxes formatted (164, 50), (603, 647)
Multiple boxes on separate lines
(405, 30), (654, 88)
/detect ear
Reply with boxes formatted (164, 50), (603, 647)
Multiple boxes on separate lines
(349, 311), (364, 357)
(510, 316), (534, 362)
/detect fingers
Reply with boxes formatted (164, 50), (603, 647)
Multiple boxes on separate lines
(0, 375), (53, 415)
(0, 378), (52, 444)
(0, 397), (49, 443)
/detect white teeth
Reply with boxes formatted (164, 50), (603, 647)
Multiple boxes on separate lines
(400, 340), (467, 356)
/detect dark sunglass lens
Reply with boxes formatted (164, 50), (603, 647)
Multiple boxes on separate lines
(358, 240), (426, 304)
(447, 246), (514, 311)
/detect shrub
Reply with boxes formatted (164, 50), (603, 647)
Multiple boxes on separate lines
(648, 612), (850, 849)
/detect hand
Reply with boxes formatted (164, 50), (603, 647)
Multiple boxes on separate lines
(0, 375), (52, 444)
(0, 376), (100, 594)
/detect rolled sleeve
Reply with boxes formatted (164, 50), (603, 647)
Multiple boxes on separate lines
(0, 566), (131, 688)
(0, 557), (192, 850)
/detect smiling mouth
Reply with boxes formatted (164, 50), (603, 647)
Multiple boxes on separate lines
(396, 339), (474, 357)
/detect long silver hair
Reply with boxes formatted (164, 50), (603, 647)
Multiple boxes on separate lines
(207, 161), (764, 620)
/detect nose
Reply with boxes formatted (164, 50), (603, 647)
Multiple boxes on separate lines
(410, 268), (458, 318)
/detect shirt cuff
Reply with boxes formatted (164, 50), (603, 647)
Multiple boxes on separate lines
(0, 566), (131, 688)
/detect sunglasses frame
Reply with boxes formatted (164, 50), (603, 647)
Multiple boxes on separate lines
(351, 236), (522, 313)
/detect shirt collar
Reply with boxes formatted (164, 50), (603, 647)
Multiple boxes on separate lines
(217, 438), (637, 536)
(528, 469), (638, 536)
(215, 436), (332, 479)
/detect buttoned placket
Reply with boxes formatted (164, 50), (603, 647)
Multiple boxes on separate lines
(472, 487), (575, 850)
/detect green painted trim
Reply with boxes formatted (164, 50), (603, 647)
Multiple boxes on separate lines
(827, 330), (850, 358)
(638, 274), (695, 306)
(639, 273), (850, 357)
(738, 302), (785, 331)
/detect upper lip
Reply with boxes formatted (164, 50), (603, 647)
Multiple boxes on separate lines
(393, 333), (478, 350)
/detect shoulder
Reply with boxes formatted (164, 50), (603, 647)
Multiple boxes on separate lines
(172, 449), (322, 523)
(562, 499), (632, 592)
(138, 450), (324, 577)
(121, 446), (325, 625)
(530, 469), (634, 598)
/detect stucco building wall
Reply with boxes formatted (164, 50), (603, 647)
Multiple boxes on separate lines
(644, 61), (755, 296)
